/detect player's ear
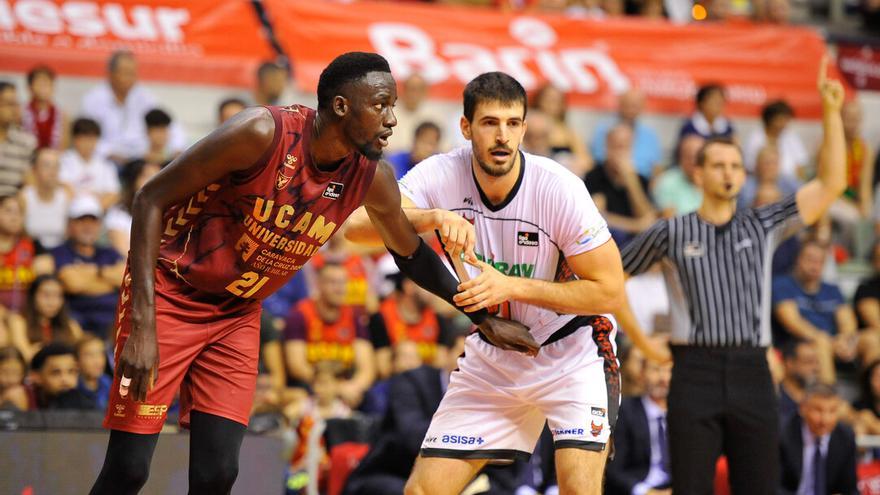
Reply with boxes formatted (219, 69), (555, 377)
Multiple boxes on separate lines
(333, 95), (349, 118)
(460, 116), (471, 141)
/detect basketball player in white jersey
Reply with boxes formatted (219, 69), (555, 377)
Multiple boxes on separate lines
(344, 72), (625, 494)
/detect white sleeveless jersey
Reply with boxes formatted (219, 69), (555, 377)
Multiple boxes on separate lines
(399, 146), (612, 344)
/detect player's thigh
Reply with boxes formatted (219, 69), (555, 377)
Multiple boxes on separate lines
(405, 455), (488, 495)
(554, 447), (608, 495)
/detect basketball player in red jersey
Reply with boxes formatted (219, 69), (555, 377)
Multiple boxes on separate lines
(90, 52), (536, 495)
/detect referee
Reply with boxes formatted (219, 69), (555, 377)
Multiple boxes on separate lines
(616, 57), (846, 495)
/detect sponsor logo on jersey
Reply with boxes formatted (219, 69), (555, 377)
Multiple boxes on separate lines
(441, 434), (485, 445)
(323, 182), (345, 200)
(425, 436), (438, 444)
(463, 196), (474, 206)
(553, 428), (585, 436)
(275, 154), (298, 190)
(683, 241), (705, 257)
(591, 407), (606, 417)
(590, 420), (603, 437)
(137, 404), (169, 418)
(474, 252), (535, 278)
(577, 225), (603, 246)
(114, 404), (126, 418)
(517, 231), (539, 247)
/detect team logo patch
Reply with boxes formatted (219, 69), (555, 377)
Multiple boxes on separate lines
(114, 404), (126, 418)
(590, 420), (603, 437)
(684, 241), (705, 257)
(463, 196), (474, 206)
(137, 404), (168, 418)
(591, 407), (606, 417)
(275, 154), (298, 190)
(323, 182), (344, 200)
(517, 231), (539, 247)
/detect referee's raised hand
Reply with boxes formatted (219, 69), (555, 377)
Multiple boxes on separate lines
(818, 54), (845, 112)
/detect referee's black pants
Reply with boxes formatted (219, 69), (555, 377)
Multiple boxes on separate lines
(668, 346), (778, 495)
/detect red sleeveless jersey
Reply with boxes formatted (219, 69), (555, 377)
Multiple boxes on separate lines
(379, 297), (441, 362)
(158, 105), (377, 301)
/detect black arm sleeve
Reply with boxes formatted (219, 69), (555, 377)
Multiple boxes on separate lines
(388, 238), (488, 325)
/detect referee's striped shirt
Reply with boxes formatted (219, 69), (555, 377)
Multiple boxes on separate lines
(620, 194), (802, 347)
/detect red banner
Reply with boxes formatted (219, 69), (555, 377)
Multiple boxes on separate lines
(265, 0), (838, 118)
(838, 41), (880, 92)
(0, 0), (273, 87)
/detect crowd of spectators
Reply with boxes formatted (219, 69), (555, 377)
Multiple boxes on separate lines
(4, 45), (880, 493)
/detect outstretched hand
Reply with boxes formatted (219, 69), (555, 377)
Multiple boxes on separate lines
(817, 54), (845, 112)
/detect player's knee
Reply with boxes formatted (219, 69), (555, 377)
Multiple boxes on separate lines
(403, 476), (429, 495)
(189, 457), (239, 494)
(96, 454), (151, 492)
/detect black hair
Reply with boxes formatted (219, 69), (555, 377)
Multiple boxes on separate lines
(71, 117), (101, 137)
(24, 274), (77, 347)
(31, 341), (75, 372)
(218, 97), (247, 121)
(30, 146), (55, 165)
(256, 61), (286, 81)
(316, 52), (391, 112)
(414, 121), (441, 140)
(119, 159), (150, 213)
(696, 83), (725, 106)
(695, 136), (741, 167)
(781, 339), (810, 360)
(27, 65), (55, 86)
(802, 383), (838, 401)
(464, 72), (527, 122)
(761, 100), (794, 127)
(145, 108), (171, 129)
(0, 81), (14, 93)
(107, 50), (135, 73)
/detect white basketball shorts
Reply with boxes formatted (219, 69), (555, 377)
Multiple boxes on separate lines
(420, 315), (620, 461)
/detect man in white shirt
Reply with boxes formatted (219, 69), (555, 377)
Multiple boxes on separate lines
(59, 118), (120, 211)
(79, 51), (186, 163)
(345, 72), (626, 495)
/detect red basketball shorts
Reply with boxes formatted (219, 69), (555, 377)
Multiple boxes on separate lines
(103, 267), (261, 434)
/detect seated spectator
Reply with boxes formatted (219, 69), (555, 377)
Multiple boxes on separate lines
(840, 100), (874, 217)
(0, 194), (53, 312)
(360, 340), (423, 416)
(778, 340), (821, 421)
(853, 359), (880, 434)
(297, 361), (353, 421)
(21, 147), (69, 250)
(284, 262), (375, 407)
(618, 338), (646, 397)
(591, 89), (663, 179)
(779, 384), (858, 495)
(261, 271), (309, 331)
(745, 100), (808, 182)
(854, 240), (880, 329)
(75, 334), (110, 411)
(738, 146), (800, 209)
(258, 309), (286, 392)
(387, 121), (441, 179)
(772, 241), (859, 384)
(8, 274), (82, 362)
(79, 50), (186, 162)
(21, 65), (67, 149)
(252, 61), (288, 107)
(217, 97), (246, 126)
(27, 342), (95, 410)
(522, 109), (553, 158)
(531, 84), (592, 176)
(0, 346), (28, 410)
(60, 118), (120, 210)
(585, 124), (656, 245)
(606, 358), (673, 495)
(370, 273), (451, 378)
(652, 134), (704, 216)
(104, 159), (161, 256)
(309, 236), (377, 312)
(51, 195), (124, 338)
(0, 81), (37, 197)
(344, 332), (524, 495)
(142, 108), (178, 165)
(678, 84), (734, 142)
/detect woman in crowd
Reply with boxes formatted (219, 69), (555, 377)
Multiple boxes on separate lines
(530, 84), (593, 176)
(0, 346), (28, 410)
(75, 334), (111, 411)
(105, 159), (161, 256)
(8, 274), (82, 362)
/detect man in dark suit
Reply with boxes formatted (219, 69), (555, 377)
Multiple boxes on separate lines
(779, 383), (858, 495)
(343, 333), (522, 495)
(607, 358), (673, 495)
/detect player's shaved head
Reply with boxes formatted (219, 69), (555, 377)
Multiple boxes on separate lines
(463, 72), (527, 122)
(317, 52), (392, 112)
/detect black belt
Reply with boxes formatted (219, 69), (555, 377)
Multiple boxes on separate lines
(477, 315), (592, 348)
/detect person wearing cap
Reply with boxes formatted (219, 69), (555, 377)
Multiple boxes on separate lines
(51, 195), (124, 339)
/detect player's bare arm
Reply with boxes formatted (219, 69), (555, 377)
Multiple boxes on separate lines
(454, 238), (625, 316)
(362, 161), (538, 355)
(344, 194), (477, 259)
(795, 55), (847, 226)
(120, 107), (276, 402)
